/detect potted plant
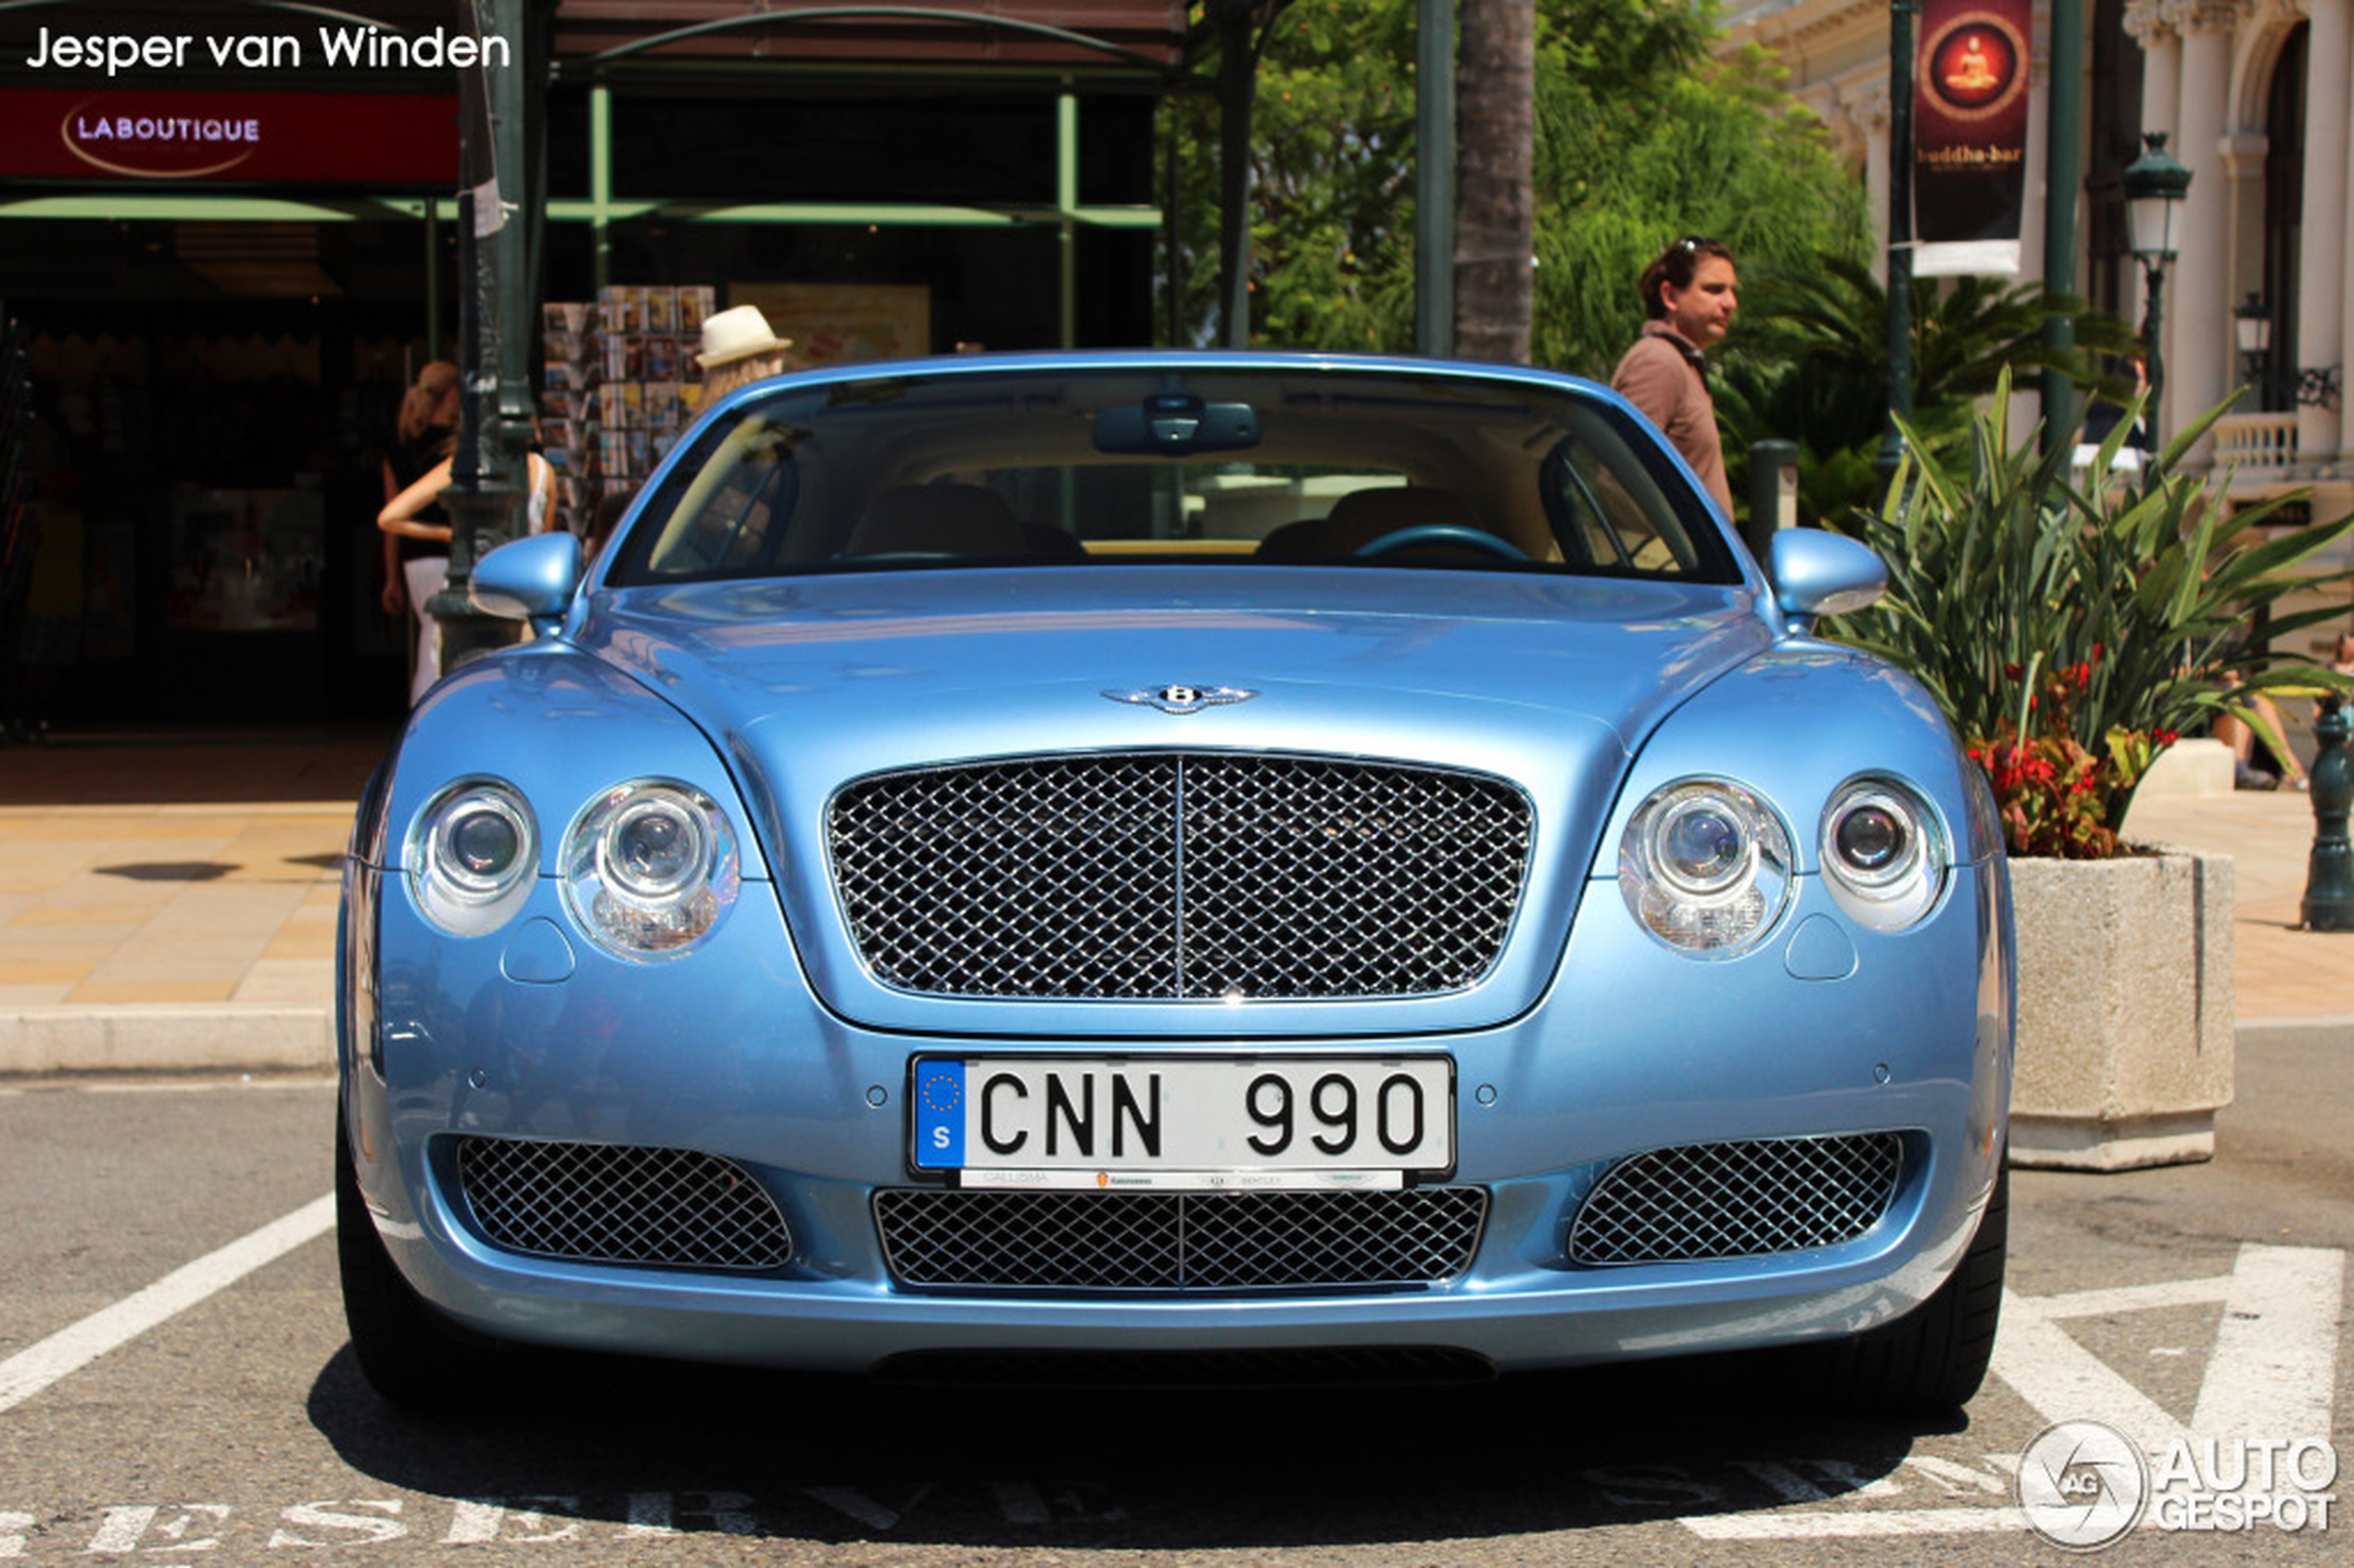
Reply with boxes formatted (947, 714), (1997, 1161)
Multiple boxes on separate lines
(1834, 373), (2354, 1169)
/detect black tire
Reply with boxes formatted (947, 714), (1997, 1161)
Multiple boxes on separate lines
(1823, 1160), (2008, 1415)
(335, 1108), (494, 1409)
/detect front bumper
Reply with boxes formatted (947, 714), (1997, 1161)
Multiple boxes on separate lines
(340, 856), (2010, 1376)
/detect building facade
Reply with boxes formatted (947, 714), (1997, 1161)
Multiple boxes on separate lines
(1719, 0), (2352, 545)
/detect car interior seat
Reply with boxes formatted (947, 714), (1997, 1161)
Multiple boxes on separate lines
(1251, 518), (1329, 559)
(844, 483), (1031, 558)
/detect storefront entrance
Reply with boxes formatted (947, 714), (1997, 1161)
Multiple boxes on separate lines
(9, 229), (438, 729)
(1, 3), (1185, 732)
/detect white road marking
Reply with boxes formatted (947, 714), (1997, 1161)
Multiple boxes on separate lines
(1990, 1287), (2190, 1448)
(1683, 1507), (2029, 1538)
(1902, 1455), (2012, 1496)
(1681, 1243), (2348, 1541)
(0, 1193), (334, 1416)
(1998, 1242), (2344, 1445)
(2190, 1245), (2343, 1444)
(443, 1498), (583, 1545)
(82, 1505), (234, 1554)
(2025, 1272), (2235, 1319)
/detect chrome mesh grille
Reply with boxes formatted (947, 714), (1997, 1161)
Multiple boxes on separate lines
(454, 1136), (793, 1271)
(1567, 1133), (1904, 1265)
(828, 754), (1531, 999)
(875, 1186), (1487, 1289)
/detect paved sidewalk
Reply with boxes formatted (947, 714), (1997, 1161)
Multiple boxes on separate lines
(0, 728), (386, 1074)
(0, 727), (2347, 1075)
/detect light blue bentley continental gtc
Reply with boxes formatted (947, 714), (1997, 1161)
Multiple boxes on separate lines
(336, 353), (2013, 1411)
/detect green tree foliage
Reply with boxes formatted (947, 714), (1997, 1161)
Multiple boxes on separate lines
(1532, 38), (1868, 375)
(1161, 1), (1869, 371)
(1158, 2), (1419, 348)
(1714, 258), (2144, 529)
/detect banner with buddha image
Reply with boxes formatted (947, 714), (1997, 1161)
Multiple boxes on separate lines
(1913, 0), (2032, 275)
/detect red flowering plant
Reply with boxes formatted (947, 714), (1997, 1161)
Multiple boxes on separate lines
(1966, 660), (2178, 857)
(1832, 372), (2353, 858)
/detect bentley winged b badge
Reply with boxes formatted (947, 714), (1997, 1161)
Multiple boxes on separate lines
(1102, 684), (1259, 715)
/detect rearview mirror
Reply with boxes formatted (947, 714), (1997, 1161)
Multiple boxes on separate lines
(1093, 390), (1261, 455)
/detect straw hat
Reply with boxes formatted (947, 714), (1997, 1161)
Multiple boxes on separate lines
(694, 304), (792, 369)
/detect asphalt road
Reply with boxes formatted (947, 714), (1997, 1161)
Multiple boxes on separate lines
(1, 1024), (2347, 1565)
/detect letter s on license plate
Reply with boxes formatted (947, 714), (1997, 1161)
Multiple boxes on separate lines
(909, 1056), (1454, 1190)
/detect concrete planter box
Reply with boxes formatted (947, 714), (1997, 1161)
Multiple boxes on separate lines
(2007, 848), (2234, 1171)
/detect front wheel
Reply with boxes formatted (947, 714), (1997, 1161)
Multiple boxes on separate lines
(335, 1108), (494, 1409)
(1823, 1161), (2008, 1414)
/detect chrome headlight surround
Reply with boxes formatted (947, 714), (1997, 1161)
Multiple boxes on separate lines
(1617, 778), (1795, 956)
(562, 779), (740, 958)
(406, 778), (539, 937)
(1819, 777), (1949, 930)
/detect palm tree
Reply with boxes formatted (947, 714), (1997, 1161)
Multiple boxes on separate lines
(1454, 0), (1535, 362)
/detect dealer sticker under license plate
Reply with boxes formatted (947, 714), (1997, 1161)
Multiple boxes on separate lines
(911, 1056), (1453, 1190)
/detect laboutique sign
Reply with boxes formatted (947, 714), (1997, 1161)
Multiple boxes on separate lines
(1912, 0), (2031, 276)
(0, 89), (457, 184)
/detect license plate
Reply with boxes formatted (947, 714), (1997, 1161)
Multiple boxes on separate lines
(910, 1056), (1453, 1190)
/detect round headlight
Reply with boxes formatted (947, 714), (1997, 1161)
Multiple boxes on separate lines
(563, 780), (739, 957)
(1618, 778), (1793, 955)
(1820, 778), (1948, 929)
(408, 780), (538, 936)
(1654, 794), (1755, 896)
(1831, 799), (1910, 879)
(601, 792), (709, 901)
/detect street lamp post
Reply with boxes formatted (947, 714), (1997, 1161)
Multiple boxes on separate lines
(2120, 132), (2192, 444)
(432, 0), (547, 677)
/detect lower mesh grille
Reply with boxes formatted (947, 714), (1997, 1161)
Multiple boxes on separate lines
(1567, 1133), (1904, 1265)
(876, 1186), (1487, 1290)
(454, 1136), (793, 1271)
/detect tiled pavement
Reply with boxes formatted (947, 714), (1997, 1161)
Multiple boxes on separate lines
(0, 726), (2346, 1075)
(2122, 787), (2354, 1022)
(0, 803), (355, 1008)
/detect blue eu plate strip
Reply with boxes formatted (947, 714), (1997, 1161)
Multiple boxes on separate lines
(913, 1059), (965, 1168)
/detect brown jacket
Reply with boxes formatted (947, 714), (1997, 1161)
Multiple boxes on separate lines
(1611, 322), (1730, 518)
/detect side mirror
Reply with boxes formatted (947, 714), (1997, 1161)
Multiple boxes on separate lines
(469, 531), (583, 638)
(1768, 528), (1885, 632)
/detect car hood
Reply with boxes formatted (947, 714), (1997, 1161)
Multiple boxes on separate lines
(580, 566), (1766, 741)
(572, 566), (1775, 1034)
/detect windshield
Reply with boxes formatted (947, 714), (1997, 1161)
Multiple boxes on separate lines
(604, 363), (1741, 587)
